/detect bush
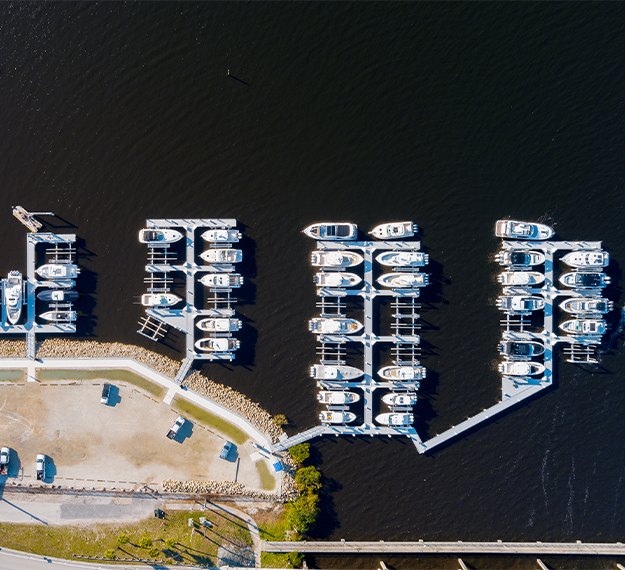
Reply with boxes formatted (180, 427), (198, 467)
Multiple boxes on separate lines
(116, 533), (129, 545)
(149, 547), (159, 557)
(294, 466), (321, 492)
(289, 443), (310, 464)
(286, 492), (320, 533)
(287, 551), (304, 568)
(139, 536), (152, 549)
(164, 538), (177, 549)
(272, 414), (288, 427)
(104, 550), (116, 560)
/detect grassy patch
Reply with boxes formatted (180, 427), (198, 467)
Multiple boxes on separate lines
(256, 505), (294, 568)
(256, 460), (276, 491)
(173, 398), (248, 445)
(37, 369), (164, 398)
(0, 370), (24, 381)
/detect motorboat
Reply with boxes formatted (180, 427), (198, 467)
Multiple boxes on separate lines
(495, 250), (545, 267)
(37, 289), (79, 302)
(377, 272), (429, 288)
(308, 318), (363, 334)
(199, 274), (243, 288)
(369, 222), (417, 239)
(378, 365), (426, 381)
(376, 251), (429, 267)
(317, 391), (360, 405)
(313, 272), (362, 288)
(138, 228), (183, 245)
(561, 250), (609, 268)
(196, 318), (242, 332)
(195, 338), (240, 352)
(310, 251), (364, 268)
(375, 412), (413, 426)
(559, 297), (613, 315)
(319, 410), (357, 424)
(496, 295), (545, 314)
(498, 361), (545, 376)
(497, 271), (545, 286)
(559, 272), (610, 289)
(310, 364), (364, 380)
(498, 341), (545, 360)
(559, 319), (606, 336)
(141, 293), (181, 307)
(382, 392), (418, 407)
(201, 229), (241, 243)
(200, 249), (243, 264)
(36, 264), (80, 280)
(303, 223), (358, 240)
(4, 271), (23, 325)
(39, 310), (77, 322)
(495, 220), (554, 240)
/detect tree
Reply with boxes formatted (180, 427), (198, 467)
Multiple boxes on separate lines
(286, 492), (320, 533)
(289, 443), (310, 465)
(294, 466), (321, 492)
(149, 548), (159, 558)
(104, 550), (116, 560)
(164, 538), (177, 549)
(117, 533), (129, 545)
(139, 536), (153, 549)
(272, 414), (288, 427)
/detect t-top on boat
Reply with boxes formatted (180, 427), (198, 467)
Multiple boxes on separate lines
(495, 220), (554, 240)
(559, 319), (606, 336)
(195, 338), (240, 352)
(303, 223), (358, 241)
(308, 318), (363, 335)
(496, 295), (545, 314)
(4, 271), (23, 325)
(36, 264), (80, 280)
(319, 411), (357, 424)
(382, 392), (418, 407)
(201, 229), (242, 243)
(559, 272), (610, 289)
(497, 271), (545, 286)
(376, 251), (429, 267)
(561, 250), (609, 268)
(498, 341), (545, 360)
(375, 412), (414, 426)
(378, 365), (426, 381)
(369, 222), (417, 239)
(200, 249), (243, 264)
(317, 391), (361, 405)
(495, 250), (545, 267)
(313, 272), (362, 288)
(199, 274), (244, 288)
(498, 361), (545, 376)
(141, 293), (181, 307)
(559, 297), (613, 315)
(139, 228), (183, 244)
(310, 251), (364, 268)
(309, 364), (364, 380)
(196, 318), (242, 332)
(377, 272), (429, 289)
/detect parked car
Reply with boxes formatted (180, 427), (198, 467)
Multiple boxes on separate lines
(167, 416), (186, 439)
(36, 454), (46, 480)
(220, 442), (233, 459)
(100, 383), (111, 404)
(0, 447), (9, 475)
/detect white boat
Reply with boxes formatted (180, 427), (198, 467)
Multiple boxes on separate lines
(138, 228), (183, 244)
(369, 222), (417, 239)
(375, 412), (413, 426)
(495, 250), (545, 267)
(303, 223), (357, 240)
(378, 366), (426, 381)
(495, 220), (554, 240)
(498, 341), (545, 360)
(382, 392), (418, 407)
(377, 272), (429, 288)
(310, 251), (364, 268)
(4, 271), (23, 325)
(310, 364), (364, 380)
(376, 251), (428, 267)
(200, 249), (243, 264)
(559, 272), (610, 289)
(37, 289), (79, 302)
(201, 229), (241, 243)
(497, 271), (545, 286)
(36, 264), (80, 279)
(196, 318), (242, 332)
(559, 297), (612, 315)
(195, 338), (240, 352)
(308, 318), (363, 334)
(319, 410), (357, 424)
(561, 250), (609, 268)
(559, 319), (606, 336)
(141, 293), (181, 307)
(40, 310), (77, 322)
(199, 274), (243, 288)
(317, 391), (360, 405)
(498, 361), (545, 376)
(313, 272), (362, 288)
(496, 295), (545, 314)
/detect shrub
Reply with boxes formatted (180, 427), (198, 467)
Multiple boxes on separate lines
(104, 550), (116, 560)
(164, 538), (177, 549)
(149, 547), (159, 557)
(117, 533), (129, 545)
(289, 443), (310, 464)
(287, 551), (304, 568)
(272, 414), (288, 427)
(139, 536), (153, 549)
(286, 492), (320, 533)
(294, 466), (321, 492)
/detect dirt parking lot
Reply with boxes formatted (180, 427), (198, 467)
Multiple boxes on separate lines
(0, 380), (276, 493)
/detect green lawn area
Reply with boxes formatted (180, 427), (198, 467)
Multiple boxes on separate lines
(0, 370), (24, 381)
(256, 460), (276, 491)
(255, 506), (302, 568)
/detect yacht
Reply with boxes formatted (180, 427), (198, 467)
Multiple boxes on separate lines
(496, 295), (545, 314)
(196, 318), (242, 332)
(4, 271), (23, 325)
(559, 319), (606, 336)
(376, 251), (429, 267)
(378, 365), (426, 381)
(313, 272), (362, 288)
(497, 271), (545, 286)
(317, 391), (360, 405)
(310, 251), (364, 268)
(200, 249), (243, 264)
(375, 412), (413, 426)
(498, 341), (545, 360)
(309, 318), (363, 335)
(310, 364), (364, 380)
(561, 250), (609, 268)
(37, 289), (79, 302)
(559, 297), (612, 315)
(199, 274), (243, 288)
(140, 293), (181, 307)
(303, 223), (358, 241)
(498, 361), (545, 376)
(319, 410), (357, 424)
(377, 272), (429, 288)
(40, 310), (77, 323)
(369, 222), (417, 239)
(138, 228), (183, 244)
(382, 392), (418, 407)
(495, 220), (554, 240)
(495, 250), (545, 267)
(195, 338), (240, 352)
(559, 272), (610, 289)
(201, 229), (241, 243)
(37, 264), (80, 280)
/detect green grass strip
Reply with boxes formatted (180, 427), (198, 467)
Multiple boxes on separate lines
(0, 370), (24, 381)
(173, 398), (248, 445)
(256, 460), (276, 491)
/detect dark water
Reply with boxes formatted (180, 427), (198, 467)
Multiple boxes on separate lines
(1, 3), (625, 568)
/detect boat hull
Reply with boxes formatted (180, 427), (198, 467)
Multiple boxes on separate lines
(561, 250), (609, 268)
(195, 338), (240, 352)
(559, 297), (612, 315)
(200, 249), (243, 264)
(201, 229), (241, 243)
(559, 319), (606, 336)
(382, 393), (418, 406)
(319, 411), (357, 424)
(303, 223), (358, 240)
(36, 264), (80, 280)
(498, 341), (545, 360)
(378, 366), (426, 381)
(495, 220), (554, 240)
(559, 272), (610, 289)
(498, 361), (545, 376)
(375, 251), (428, 267)
(369, 222), (416, 239)
(310, 364), (364, 380)
(498, 271), (545, 286)
(40, 310), (77, 322)
(375, 412), (414, 426)
(4, 271), (23, 325)
(199, 274), (243, 288)
(196, 318), (242, 332)
(37, 289), (79, 302)
(496, 295), (545, 314)
(309, 318), (364, 335)
(317, 391), (360, 405)
(141, 293), (181, 307)
(496, 250), (545, 267)
(378, 272), (429, 288)
(313, 272), (362, 288)
(311, 251), (364, 268)
(138, 228), (183, 244)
